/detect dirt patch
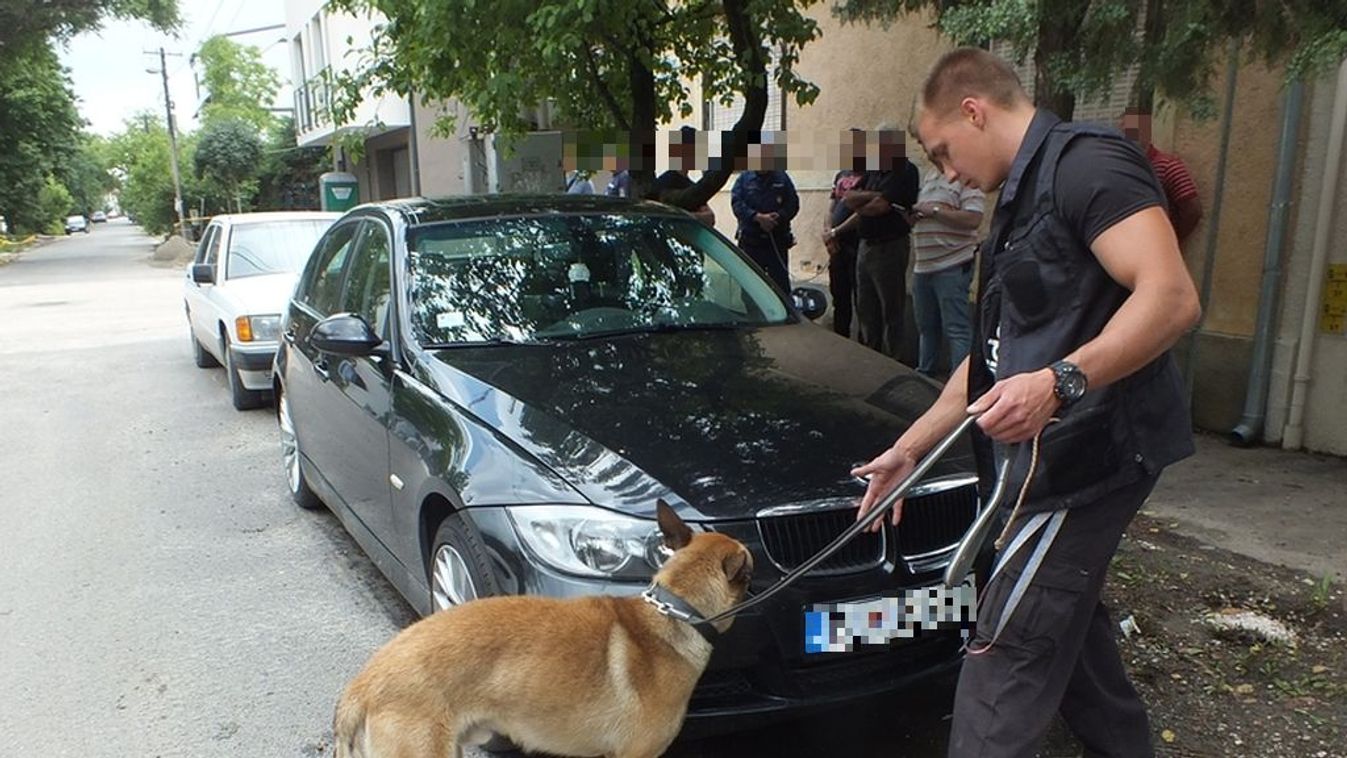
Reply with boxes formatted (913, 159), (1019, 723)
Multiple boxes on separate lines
(1041, 512), (1347, 757)
(151, 235), (194, 265)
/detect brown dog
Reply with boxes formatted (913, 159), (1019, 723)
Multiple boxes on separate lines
(333, 501), (753, 758)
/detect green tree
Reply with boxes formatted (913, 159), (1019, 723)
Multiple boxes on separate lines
(55, 135), (116, 216)
(327, 0), (824, 207)
(38, 176), (76, 233)
(107, 114), (181, 235)
(0, 42), (82, 233)
(194, 117), (263, 212)
(256, 117), (328, 210)
(832, 0), (1347, 120)
(196, 35), (282, 132)
(0, 0), (178, 60)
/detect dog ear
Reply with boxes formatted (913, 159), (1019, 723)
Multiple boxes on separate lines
(656, 499), (693, 551)
(722, 548), (753, 587)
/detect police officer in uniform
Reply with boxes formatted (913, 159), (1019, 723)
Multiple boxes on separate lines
(730, 136), (799, 293)
(853, 48), (1201, 757)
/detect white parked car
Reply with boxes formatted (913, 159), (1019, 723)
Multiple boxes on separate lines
(65, 215), (89, 234)
(184, 211), (341, 409)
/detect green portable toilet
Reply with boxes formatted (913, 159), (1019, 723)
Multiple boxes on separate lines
(319, 172), (360, 212)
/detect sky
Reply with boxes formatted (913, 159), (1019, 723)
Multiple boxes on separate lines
(58, 0), (293, 137)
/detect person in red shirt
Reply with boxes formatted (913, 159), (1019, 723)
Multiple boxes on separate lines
(1121, 107), (1204, 244)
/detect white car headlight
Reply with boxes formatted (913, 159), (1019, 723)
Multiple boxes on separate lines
(236, 314), (282, 342)
(506, 505), (688, 579)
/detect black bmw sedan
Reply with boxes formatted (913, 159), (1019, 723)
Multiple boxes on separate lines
(274, 195), (986, 733)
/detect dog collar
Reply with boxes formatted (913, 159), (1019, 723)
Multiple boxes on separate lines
(641, 582), (720, 645)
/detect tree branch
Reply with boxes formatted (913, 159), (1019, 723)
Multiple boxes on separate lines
(583, 44), (630, 131)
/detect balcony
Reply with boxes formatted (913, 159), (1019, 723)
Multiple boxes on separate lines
(295, 70), (332, 136)
(293, 66), (410, 147)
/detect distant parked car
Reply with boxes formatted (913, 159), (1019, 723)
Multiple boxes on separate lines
(184, 211), (341, 409)
(64, 215), (89, 234)
(91, 211), (108, 223)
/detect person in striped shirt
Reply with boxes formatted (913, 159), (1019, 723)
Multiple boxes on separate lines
(908, 168), (985, 377)
(1121, 107), (1204, 244)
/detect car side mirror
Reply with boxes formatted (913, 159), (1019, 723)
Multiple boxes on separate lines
(191, 263), (215, 284)
(311, 313), (383, 356)
(791, 285), (829, 321)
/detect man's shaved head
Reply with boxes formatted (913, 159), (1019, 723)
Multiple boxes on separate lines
(920, 47), (1029, 119)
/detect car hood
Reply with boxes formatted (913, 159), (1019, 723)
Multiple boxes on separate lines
(422, 323), (975, 521)
(218, 273), (299, 317)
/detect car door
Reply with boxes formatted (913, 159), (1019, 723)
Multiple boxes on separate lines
(186, 223), (224, 358)
(284, 219), (364, 502)
(319, 217), (396, 546)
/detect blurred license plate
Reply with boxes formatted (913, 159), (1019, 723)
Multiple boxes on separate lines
(803, 576), (977, 654)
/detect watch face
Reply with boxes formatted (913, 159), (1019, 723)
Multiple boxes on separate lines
(1062, 373), (1086, 399)
(1054, 362), (1087, 402)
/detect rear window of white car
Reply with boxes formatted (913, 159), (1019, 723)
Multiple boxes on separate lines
(226, 220), (335, 279)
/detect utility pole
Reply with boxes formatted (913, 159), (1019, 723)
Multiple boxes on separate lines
(146, 48), (188, 240)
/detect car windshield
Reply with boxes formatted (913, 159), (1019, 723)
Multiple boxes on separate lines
(226, 220), (334, 279)
(406, 214), (791, 345)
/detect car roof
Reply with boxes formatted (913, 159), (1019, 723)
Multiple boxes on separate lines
(350, 194), (689, 227)
(212, 211), (343, 226)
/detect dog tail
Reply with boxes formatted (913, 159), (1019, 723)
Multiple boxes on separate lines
(332, 691), (367, 758)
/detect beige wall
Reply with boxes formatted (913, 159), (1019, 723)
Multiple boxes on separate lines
(413, 100), (474, 197)
(1169, 57), (1287, 338)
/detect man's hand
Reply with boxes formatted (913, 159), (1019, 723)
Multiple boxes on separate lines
(967, 368), (1061, 443)
(850, 444), (918, 532)
(755, 212), (779, 232)
(912, 201), (938, 218)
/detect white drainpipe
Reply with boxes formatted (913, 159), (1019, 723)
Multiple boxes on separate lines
(1282, 56), (1347, 450)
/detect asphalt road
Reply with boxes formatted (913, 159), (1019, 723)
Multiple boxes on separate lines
(0, 222), (957, 757)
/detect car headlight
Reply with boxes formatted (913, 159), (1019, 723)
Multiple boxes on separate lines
(506, 505), (689, 580)
(235, 314), (282, 342)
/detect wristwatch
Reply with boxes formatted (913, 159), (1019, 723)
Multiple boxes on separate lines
(1049, 360), (1088, 407)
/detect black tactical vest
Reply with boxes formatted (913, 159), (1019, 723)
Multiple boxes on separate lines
(967, 116), (1195, 514)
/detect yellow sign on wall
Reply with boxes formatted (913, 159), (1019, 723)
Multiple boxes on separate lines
(1321, 264), (1347, 334)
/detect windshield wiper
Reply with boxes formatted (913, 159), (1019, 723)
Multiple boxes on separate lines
(421, 336), (561, 349)
(552, 322), (746, 340)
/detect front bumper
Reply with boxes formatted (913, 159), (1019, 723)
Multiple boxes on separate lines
(466, 507), (984, 737)
(228, 343), (278, 391)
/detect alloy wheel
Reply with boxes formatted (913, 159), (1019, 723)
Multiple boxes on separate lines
(431, 544), (479, 611)
(278, 394), (301, 494)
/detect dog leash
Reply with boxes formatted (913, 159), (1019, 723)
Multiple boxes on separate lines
(677, 413), (992, 628)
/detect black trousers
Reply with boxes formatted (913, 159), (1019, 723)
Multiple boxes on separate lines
(855, 236), (909, 360)
(828, 240), (858, 338)
(949, 474), (1159, 758)
(742, 239), (790, 293)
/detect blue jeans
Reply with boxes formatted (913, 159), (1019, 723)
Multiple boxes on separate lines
(911, 261), (973, 376)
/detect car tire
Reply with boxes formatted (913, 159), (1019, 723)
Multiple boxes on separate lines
(223, 334), (267, 411)
(429, 514), (503, 613)
(277, 390), (323, 511)
(190, 324), (221, 368)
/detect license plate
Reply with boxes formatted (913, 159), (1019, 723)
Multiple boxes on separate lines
(803, 575), (978, 654)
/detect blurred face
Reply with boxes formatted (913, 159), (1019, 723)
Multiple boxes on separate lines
(1120, 112), (1152, 148)
(915, 98), (1006, 192)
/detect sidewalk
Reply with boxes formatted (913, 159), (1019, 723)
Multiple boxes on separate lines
(1144, 431), (1347, 583)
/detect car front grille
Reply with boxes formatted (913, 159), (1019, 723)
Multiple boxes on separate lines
(757, 508), (886, 575)
(895, 481), (979, 559)
(757, 479), (979, 573)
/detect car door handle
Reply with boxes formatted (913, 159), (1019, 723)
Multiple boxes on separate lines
(283, 330), (296, 344)
(312, 358), (331, 382)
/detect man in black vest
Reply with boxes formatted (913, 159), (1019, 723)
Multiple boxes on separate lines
(853, 48), (1200, 757)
